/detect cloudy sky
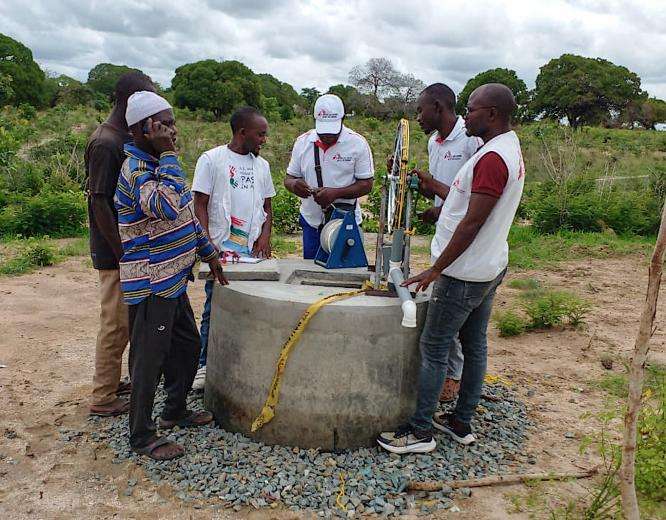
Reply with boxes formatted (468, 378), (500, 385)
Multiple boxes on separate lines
(1, 0), (665, 99)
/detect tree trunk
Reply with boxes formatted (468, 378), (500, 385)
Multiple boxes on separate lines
(619, 198), (666, 520)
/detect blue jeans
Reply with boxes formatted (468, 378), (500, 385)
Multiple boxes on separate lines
(409, 270), (505, 430)
(447, 336), (464, 380)
(300, 214), (321, 259)
(199, 241), (250, 368)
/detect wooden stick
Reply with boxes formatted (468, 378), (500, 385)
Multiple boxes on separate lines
(620, 198), (666, 520)
(407, 467), (599, 491)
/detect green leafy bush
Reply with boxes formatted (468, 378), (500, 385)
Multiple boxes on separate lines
(523, 290), (591, 329)
(494, 310), (528, 337)
(635, 373), (666, 501)
(0, 190), (87, 237)
(271, 184), (301, 234)
(24, 243), (55, 266)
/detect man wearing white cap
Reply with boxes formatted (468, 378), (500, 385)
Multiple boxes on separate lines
(285, 93), (374, 258)
(115, 91), (227, 460)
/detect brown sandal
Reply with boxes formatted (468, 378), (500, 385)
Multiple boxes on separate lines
(89, 397), (129, 417)
(158, 410), (213, 429)
(133, 436), (184, 460)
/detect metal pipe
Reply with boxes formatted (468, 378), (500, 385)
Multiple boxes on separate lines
(373, 183), (387, 289)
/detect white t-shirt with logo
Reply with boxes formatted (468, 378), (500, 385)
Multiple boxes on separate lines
(428, 116), (483, 206)
(287, 126), (374, 227)
(192, 145), (276, 251)
(225, 150), (256, 248)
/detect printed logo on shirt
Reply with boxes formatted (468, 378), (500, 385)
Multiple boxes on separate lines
(452, 177), (466, 193)
(317, 108), (340, 120)
(331, 153), (353, 162)
(443, 150), (463, 161)
(228, 164), (254, 190)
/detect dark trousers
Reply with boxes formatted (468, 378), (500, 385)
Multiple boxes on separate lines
(128, 293), (201, 449)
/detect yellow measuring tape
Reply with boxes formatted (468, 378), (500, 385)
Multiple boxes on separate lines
(251, 284), (370, 432)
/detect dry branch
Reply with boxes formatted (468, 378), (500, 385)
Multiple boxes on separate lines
(619, 198), (666, 520)
(407, 467), (599, 492)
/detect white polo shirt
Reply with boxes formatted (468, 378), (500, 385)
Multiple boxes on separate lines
(428, 116), (483, 206)
(287, 126), (374, 227)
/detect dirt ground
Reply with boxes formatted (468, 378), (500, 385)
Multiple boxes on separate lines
(0, 242), (663, 519)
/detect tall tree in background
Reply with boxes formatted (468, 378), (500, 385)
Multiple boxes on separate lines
(257, 73), (300, 120)
(0, 33), (45, 107)
(395, 73), (426, 114)
(457, 68), (530, 122)
(349, 57), (400, 100)
(300, 87), (321, 111)
(623, 97), (666, 130)
(327, 84), (362, 113)
(532, 54), (644, 128)
(172, 59), (262, 118)
(87, 63), (143, 100)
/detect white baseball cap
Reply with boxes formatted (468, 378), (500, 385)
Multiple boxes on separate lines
(125, 91), (172, 127)
(314, 94), (344, 134)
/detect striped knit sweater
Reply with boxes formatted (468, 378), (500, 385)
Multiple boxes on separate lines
(114, 143), (217, 305)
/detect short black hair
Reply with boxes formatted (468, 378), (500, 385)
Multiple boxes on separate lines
(230, 106), (264, 134)
(421, 83), (456, 112)
(114, 71), (154, 106)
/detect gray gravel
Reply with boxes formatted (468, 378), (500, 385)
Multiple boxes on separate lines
(81, 382), (531, 516)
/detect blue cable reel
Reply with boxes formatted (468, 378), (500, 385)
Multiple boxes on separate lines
(314, 207), (368, 269)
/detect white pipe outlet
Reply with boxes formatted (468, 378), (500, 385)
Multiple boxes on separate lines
(388, 263), (417, 328)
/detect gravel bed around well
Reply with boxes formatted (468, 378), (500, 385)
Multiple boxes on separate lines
(81, 382), (531, 517)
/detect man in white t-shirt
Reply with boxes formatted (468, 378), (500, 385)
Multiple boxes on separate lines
(412, 83), (483, 404)
(191, 106), (276, 389)
(378, 84), (525, 454)
(285, 94), (374, 258)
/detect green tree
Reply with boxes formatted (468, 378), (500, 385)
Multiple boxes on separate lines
(172, 59), (262, 118)
(87, 63), (143, 100)
(0, 33), (46, 107)
(42, 73), (81, 106)
(328, 84), (359, 111)
(257, 74), (301, 115)
(300, 87), (321, 111)
(0, 72), (13, 106)
(624, 97), (666, 130)
(457, 68), (530, 122)
(532, 54), (644, 128)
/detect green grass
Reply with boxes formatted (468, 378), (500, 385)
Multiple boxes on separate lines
(271, 235), (299, 257)
(595, 363), (665, 399)
(508, 225), (654, 269)
(0, 236), (89, 276)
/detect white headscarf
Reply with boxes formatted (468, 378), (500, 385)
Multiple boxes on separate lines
(125, 91), (172, 127)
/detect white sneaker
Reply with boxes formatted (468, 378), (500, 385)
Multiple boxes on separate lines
(192, 366), (206, 391)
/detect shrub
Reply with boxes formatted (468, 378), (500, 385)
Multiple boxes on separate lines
(0, 190), (87, 237)
(271, 184), (301, 234)
(24, 243), (55, 266)
(494, 310), (528, 337)
(522, 290), (591, 329)
(635, 373), (666, 501)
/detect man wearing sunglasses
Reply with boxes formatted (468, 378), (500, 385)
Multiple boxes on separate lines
(378, 83), (525, 454)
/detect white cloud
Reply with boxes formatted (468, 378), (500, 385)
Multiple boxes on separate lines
(0, 0), (664, 99)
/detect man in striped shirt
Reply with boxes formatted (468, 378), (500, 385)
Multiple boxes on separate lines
(115, 91), (227, 460)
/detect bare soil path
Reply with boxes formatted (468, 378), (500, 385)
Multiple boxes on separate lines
(0, 248), (663, 519)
